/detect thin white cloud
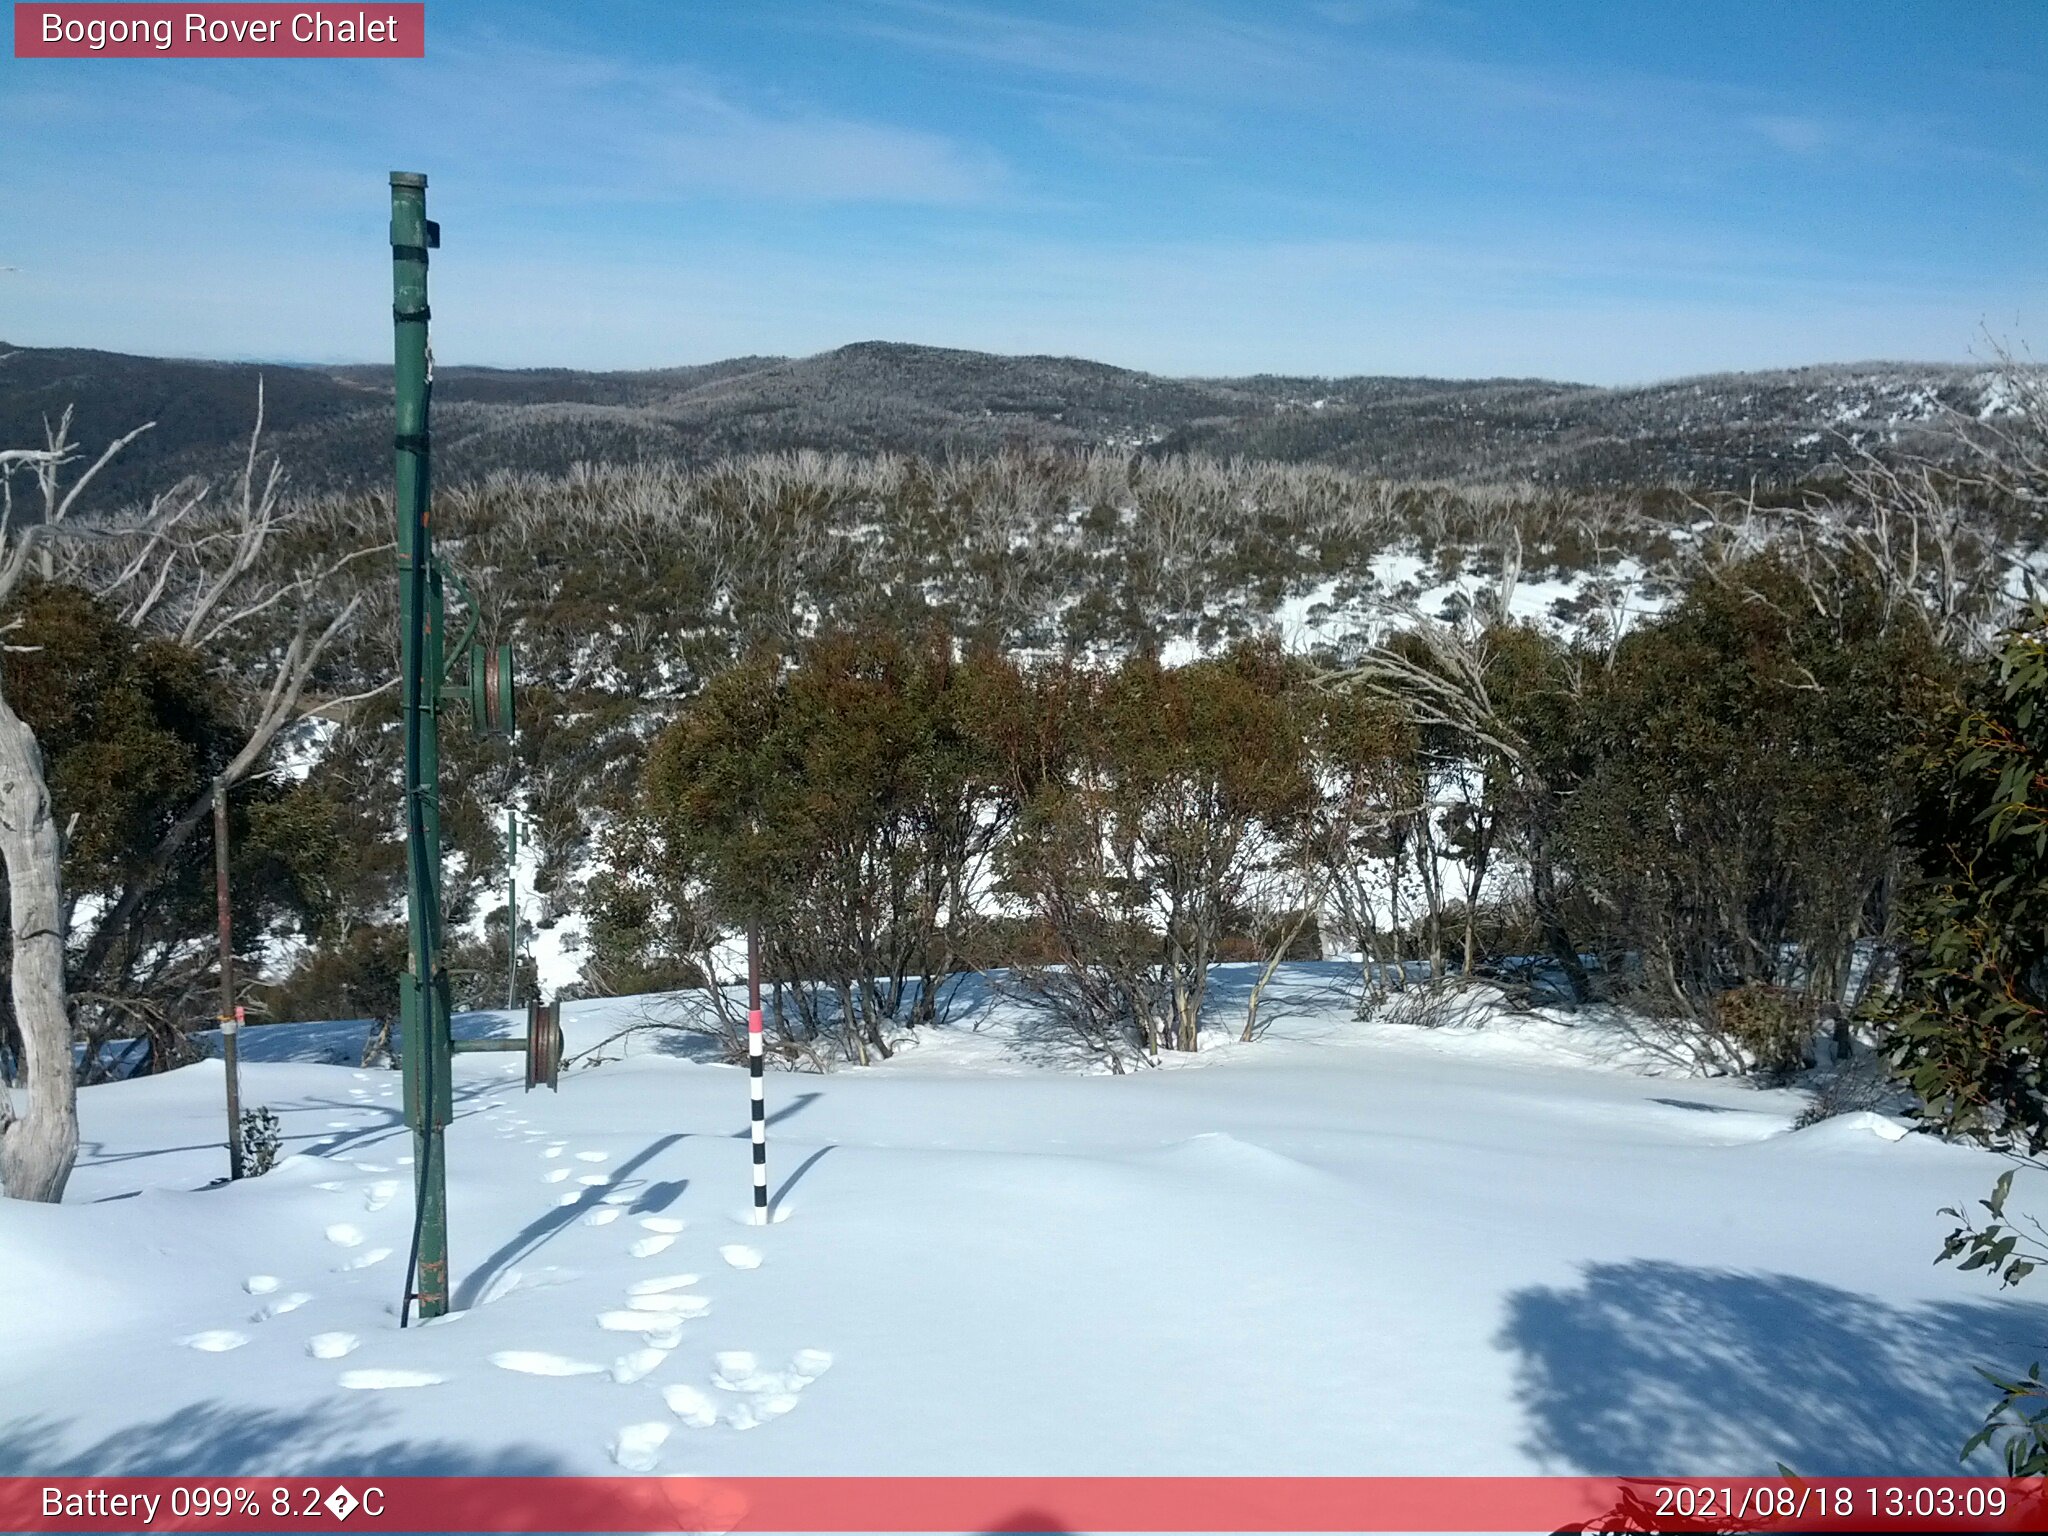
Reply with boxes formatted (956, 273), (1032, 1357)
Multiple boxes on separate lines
(1746, 114), (1834, 155)
(414, 38), (1010, 207)
(3, 32), (1011, 210)
(844, 0), (2019, 188)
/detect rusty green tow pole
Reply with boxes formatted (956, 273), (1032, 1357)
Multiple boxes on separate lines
(389, 172), (539, 1326)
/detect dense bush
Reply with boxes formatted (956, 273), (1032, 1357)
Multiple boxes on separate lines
(583, 538), (1977, 1072)
(1889, 609), (2048, 1147)
(1561, 556), (1952, 1037)
(0, 582), (349, 1073)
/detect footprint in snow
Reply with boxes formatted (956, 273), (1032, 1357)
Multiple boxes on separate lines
(251, 1292), (312, 1322)
(713, 1350), (761, 1384)
(180, 1330), (248, 1352)
(596, 1311), (686, 1340)
(543, 1168), (571, 1184)
(583, 1208), (622, 1227)
(712, 1349), (830, 1395)
(626, 1274), (700, 1296)
(575, 1150), (608, 1163)
(243, 1275), (281, 1295)
(749, 1393), (801, 1424)
(339, 1368), (442, 1390)
(364, 1181), (398, 1212)
(473, 1265), (583, 1308)
(324, 1223), (365, 1248)
(790, 1349), (833, 1380)
(627, 1293), (710, 1318)
(352, 1161), (389, 1173)
(325, 1119), (353, 1129)
(609, 1422), (668, 1471)
(639, 1216), (685, 1234)
(306, 1332), (358, 1359)
(555, 1192), (583, 1207)
(312, 1181), (347, 1193)
(544, 1145), (566, 1158)
(628, 1234), (676, 1259)
(609, 1347), (670, 1384)
(577, 1174), (611, 1186)
(490, 1350), (606, 1377)
(661, 1383), (718, 1428)
(339, 1247), (392, 1272)
(719, 1244), (762, 1270)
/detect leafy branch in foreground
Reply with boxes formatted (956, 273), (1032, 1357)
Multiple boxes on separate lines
(1885, 606), (2048, 1470)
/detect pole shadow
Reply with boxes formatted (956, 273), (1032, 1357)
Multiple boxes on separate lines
(725, 1090), (824, 1135)
(452, 1132), (685, 1310)
(768, 1144), (836, 1221)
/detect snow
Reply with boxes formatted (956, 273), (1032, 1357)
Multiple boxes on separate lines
(2, 964), (2032, 1482)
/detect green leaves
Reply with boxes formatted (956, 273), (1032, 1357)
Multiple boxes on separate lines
(1960, 1360), (2048, 1474)
(1886, 606), (2048, 1156)
(1562, 552), (1951, 1019)
(1990, 1168), (2017, 1220)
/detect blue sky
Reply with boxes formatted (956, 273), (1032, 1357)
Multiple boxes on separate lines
(1, 1), (2041, 383)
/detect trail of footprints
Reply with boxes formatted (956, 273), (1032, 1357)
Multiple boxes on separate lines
(178, 1084), (438, 1387)
(494, 1138), (833, 1469)
(180, 1120), (832, 1451)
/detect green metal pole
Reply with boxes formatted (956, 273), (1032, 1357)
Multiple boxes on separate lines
(391, 170), (450, 1323)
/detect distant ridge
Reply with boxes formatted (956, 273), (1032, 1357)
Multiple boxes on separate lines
(0, 338), (2016, 506)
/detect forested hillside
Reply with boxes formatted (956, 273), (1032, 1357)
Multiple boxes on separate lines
(0, 340), (2019, 508)
(4, 358), (2038, 1080)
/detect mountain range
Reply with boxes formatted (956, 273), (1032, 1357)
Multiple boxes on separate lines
(0, 339), (2017, 508)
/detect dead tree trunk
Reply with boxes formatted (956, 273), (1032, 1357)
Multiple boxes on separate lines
(0, 694), (75, 1201)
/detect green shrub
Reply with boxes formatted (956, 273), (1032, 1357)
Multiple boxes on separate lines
(1711, 983), (1816, 1081)
(239, 1106), (282, 1177)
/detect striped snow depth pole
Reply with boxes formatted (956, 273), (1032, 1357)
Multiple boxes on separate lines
(747, 927), (767, 1223)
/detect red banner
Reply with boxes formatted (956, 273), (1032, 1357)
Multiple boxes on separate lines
(2, 1477), (2045, 1532)
(13, 4), (423, 58)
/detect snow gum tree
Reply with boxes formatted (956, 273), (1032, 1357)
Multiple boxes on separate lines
(639, 626), (1018, 1063)
(0, 414), (151, 1201)
(0, 389), (373, 1202)
(1889, 607), (2048, 1148)
(1880, 608), (2048, 1471)
(1562, 554), (1952, 1045)
(998, 642), (1313, 1055)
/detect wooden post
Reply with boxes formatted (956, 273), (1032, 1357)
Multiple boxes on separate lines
(214, 777), (244, 1181)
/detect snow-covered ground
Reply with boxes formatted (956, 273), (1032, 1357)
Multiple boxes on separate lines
(2, 965), (2032, 1481)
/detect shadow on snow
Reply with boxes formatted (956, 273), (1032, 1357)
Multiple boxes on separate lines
(1500, 1258), (2048, 1475)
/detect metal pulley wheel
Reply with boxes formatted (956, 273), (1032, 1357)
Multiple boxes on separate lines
(525, 999), (562, 1092)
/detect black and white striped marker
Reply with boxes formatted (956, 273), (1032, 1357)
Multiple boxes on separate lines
(747, 929), (767, 1224)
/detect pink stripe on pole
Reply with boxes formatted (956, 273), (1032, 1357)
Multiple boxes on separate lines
(748, 1008), (764, 1035)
